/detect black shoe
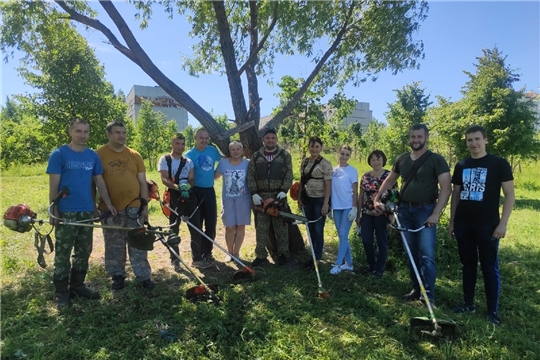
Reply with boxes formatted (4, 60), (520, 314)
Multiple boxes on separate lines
(402, 289), (420, 301)
(251, 257), (269, 267)
(278, 255), (288, 266)
(487, 312), (500, 326)
(452, 303), (475, 314)
(303, 260), (315, 270)
(172, 259), (182, 272)
(203, 253), (216, 263)
(111, 275), (125, 291)
(142, 279), (155, 290)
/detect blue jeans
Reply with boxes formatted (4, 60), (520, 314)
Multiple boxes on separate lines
(360, 214), (389, 276)
(454, 222), (500, 314)
(333, 209), (353, 266)
(303, 197), (327, 261)
(398, 203), (437, 303)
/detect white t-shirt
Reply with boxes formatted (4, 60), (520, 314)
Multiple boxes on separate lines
(331, 165), (358, 210)
(158, 155), (194, 185)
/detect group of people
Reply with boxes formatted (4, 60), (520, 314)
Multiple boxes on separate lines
(48, 120), (514, 327)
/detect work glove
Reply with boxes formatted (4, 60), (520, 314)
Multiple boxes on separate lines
(347, 207), (357, 222)
(354, 225), (362, 236)
(252, 194), (263, 206)
(277, 191), (287, 200)
(177, 183), (191, 198)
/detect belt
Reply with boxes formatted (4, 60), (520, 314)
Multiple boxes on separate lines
(400, 199), (436, 207)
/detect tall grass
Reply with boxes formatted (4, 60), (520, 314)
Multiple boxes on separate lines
(1, 159), (539, 359)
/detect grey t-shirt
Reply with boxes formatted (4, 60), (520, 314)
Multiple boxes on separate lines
(215, 158), (251, 199)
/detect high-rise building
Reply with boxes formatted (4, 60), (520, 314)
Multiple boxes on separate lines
(323, 101), (372, 129)
(126, 85), (189, 131)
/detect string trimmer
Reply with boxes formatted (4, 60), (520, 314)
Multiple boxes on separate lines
(386, 201), (456, 338)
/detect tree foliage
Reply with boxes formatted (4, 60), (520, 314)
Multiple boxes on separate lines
(384, 81), (431, 162)
(428, 48), (540, 166)
(132, 99), (177, 170)
(1, 0), (429, 155)
(0, 1), (128, 149)
(1, 98), (51, 169)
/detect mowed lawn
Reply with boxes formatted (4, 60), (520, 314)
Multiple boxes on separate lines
(1, 160), (539, 359)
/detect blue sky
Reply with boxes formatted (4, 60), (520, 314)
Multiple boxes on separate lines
(1, 1), (538, 127)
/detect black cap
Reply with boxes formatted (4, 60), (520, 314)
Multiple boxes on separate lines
(263, 128), (277, 136)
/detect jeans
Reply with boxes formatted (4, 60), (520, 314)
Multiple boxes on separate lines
(193, 186), (217, 256)
(360, 214), (389, 276)
(333, 209), (353, 266)
(303, 197), (327, 261)
(397, 203), (437, 303)
(454, 222), (500, 314)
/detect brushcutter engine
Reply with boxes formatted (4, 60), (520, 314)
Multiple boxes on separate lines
(3, 204), (36, 233)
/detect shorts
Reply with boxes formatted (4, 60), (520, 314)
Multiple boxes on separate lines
(221, 197), (252, 227)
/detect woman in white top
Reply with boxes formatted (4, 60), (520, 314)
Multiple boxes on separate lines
(330, 145), (358, 274)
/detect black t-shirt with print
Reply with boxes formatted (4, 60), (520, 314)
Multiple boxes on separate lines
(452, 154), (513, 225)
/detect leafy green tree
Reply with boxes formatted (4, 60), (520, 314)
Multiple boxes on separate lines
(359, 119), (388, 162)
(384, 81), (431, 163)
(274, 76), (325, 158)
(0, 113), (51, 169)
(429, 48), (540, 167)
(0, 2), (128, 149)
(132, 100), (171, 170)
(457, 48), (540, 164)
(1, 0), (429, 155)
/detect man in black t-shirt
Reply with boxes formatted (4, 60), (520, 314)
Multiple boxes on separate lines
(449, 125), (515, 326)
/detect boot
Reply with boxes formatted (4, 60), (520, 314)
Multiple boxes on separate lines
(53, 277), (72, 309)
(69, 269), (100, 299)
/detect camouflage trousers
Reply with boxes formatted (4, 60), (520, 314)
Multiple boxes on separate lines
(53, 211), (94, 281)
(101, 207), (151, 281)
(254, 211), (290, 259)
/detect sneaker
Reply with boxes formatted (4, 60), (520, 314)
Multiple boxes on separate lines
(402, 289), (420, 301)
(192, 260), (212, 269)
(251, 257), (269, 267)
(277, 255), (288, 266)
(341, 263), (354, 272)
(111, 275), (125, 291)
(487, 312), (501, 326)
(142, 279), (155, 290)
(452, 303), (476, 314)
(372, 271), (382, 279)
(223, 255), (233, 263)
(330, 264), (342, 275)
(172, 259), (182, 272)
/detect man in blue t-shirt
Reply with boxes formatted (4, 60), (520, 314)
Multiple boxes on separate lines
(184, 128), (223, 262)
(46, 119), (116, 309)
(449, 125), (514, 326)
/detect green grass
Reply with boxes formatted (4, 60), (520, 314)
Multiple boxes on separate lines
(1, 159), (539, 359)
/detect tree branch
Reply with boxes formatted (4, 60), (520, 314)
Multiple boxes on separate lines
(264, 2), (357, 132)
(54, 1), (139, 65)
(236, 1), (279, 78)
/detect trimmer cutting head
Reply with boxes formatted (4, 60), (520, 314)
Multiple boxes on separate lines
(410, 317), (457, 338)
(185, 284), (220, 303)
(232, 267), (255, 281)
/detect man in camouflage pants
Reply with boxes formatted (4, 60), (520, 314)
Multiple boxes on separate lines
(97, 121), (154, 291)
(248, 128), (293, 267)
(47, 119), (117, 309)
